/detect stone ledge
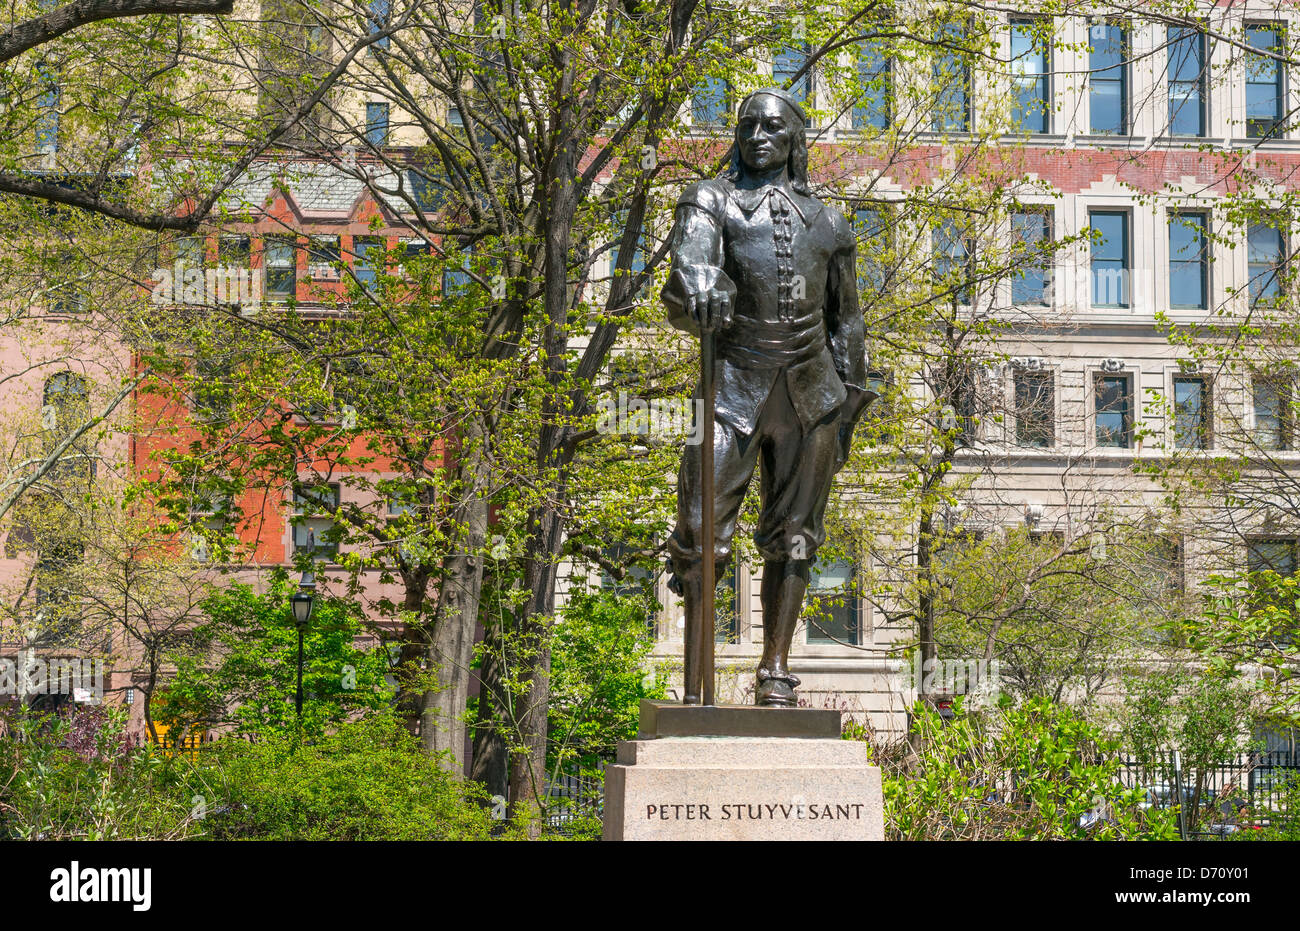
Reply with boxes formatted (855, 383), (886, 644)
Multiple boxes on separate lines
(636, 699), (842, 739)
(617, 736), (870, 767)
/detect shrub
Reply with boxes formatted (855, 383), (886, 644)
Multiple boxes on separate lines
(199, 714), (516, 840)
(1, 707), (520, 841)
(1229, 771), (1300, 841)
(879, 697), (1179, 840)
(0, 706), (203, 840)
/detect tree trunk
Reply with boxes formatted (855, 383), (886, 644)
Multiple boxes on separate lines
(916, 499), (939, 702)
(501, 73), (579, 825)
(507, 504), (563, 827)
(420, 473), (489, 772)
(395, 419), (491, 773)
(142, 658), (161, 745)
(469, 611), (508, 799)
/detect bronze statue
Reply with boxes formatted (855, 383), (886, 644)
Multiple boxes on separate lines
(662, 87), (873, 708)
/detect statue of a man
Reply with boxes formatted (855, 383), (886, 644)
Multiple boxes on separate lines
(662, 87), (872, 708)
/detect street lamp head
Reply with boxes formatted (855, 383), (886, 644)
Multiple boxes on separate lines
(290, 569), (316, 629)
(290, 591), (313, 629)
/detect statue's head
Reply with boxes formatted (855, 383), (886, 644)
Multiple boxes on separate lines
(723, 87), (810, 195)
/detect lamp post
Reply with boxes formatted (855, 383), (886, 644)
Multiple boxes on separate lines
(289, 569), (316, 725)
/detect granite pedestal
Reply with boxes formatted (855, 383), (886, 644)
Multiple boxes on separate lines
(602, 701), (885, 841)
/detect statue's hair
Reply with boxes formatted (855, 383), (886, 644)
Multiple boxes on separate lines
(721, 87), (811, 196)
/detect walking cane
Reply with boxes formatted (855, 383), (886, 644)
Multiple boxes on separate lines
(699, 326), (717, 707)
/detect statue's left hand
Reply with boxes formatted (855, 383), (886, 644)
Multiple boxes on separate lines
(834, 384), (878, 467)
(841, 384), (876, 426)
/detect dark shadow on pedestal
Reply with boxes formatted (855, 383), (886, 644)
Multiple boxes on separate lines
(636, 699), (841, 739)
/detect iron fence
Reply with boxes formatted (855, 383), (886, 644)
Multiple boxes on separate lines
(1117, 750), (1299, 836)
(544, 764), (606, 833)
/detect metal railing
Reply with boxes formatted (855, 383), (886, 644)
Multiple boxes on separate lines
(544, 764), (606, 833)
(1117, 750), (1299, 836)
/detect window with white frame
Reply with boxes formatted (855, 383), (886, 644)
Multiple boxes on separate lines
(1247, 220), (1286, 306)
(1094, 372), (1133, 448)
(1254, 374), (1293, 451)
(1168, 211), (1209, 309)
(807, 555), (860, 645)
(1167, 25), (1207, 138)
(293, 483), (340, 559)
(1009, 19), (1050, 133)
(932, 21), (971, 132)
(1172, 374), (1210, 449)
(853, 32), (891, 131)
(1014, 368), (1054, 448)
(1010, 208), (1051, 305)
(307, 235), (340, 279)
(1088, 210), (1129, 307)
(1246, 24), (1285, 139)
(264, 236), (297, 301)
(1089, 20), (1128, 134)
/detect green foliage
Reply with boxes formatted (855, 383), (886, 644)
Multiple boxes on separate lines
(521, 590), (667, 839)
(198, 713), (515, 841)
(881, 697), (1179, 840)
(1230, 772), (1300, 841)
(153, 572), (393, 741)
(1175, 572), (1300, 724)
(0, 706), (517, 841)
(1119, 669), (1258, 829)
(927, 525), (1188, 703)
(547, 590), (667, 770)
(0, 707), (203, 840)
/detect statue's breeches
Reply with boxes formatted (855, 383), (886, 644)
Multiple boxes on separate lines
(668, 372), (840, 574)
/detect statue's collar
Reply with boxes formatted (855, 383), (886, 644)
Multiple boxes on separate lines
(730, 182), (817, 225)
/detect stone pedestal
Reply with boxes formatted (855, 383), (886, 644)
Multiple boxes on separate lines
(603, 727), (885, 841)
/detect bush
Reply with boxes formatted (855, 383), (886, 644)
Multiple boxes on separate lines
(879, 697), (1179, 840)
(547, 590), (667, 770)
(199, 714), (516, 840)
(0, 706), (203, 840)
(1229, 772), (1300, 841)
(1, 707), (520, 841)
(540, 590), (667, 839)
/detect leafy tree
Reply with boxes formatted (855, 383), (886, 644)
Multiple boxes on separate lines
(930, 525), (1192, 703)
(153, 572), (393, 741)
(543, 590), (666, 778)
(1118, 668), (1259, 832)
(1176, 572), (1300, 724)
(468, 588), (670, 835)
(0, 0), (372, 228)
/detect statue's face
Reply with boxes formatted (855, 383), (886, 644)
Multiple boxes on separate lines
(736, 95), (796, 175)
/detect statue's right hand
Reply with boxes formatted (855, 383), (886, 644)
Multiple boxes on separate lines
(662, 264), (736, 335)
(689, 287), (733, 332)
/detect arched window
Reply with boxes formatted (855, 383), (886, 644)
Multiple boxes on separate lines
(41, 372), (94, 484)
(42, 372), (89, 429)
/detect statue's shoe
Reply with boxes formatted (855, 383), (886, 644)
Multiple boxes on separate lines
(755, 667), (800, 707)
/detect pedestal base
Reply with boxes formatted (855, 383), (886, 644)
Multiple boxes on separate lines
(602, 736), (885, 841)
(637, 700), (842, 739)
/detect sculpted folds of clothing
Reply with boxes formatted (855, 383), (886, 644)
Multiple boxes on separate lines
(661, 177), (866, 436)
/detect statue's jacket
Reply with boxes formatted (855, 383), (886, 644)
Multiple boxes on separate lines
(661, 176), (867, 437)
